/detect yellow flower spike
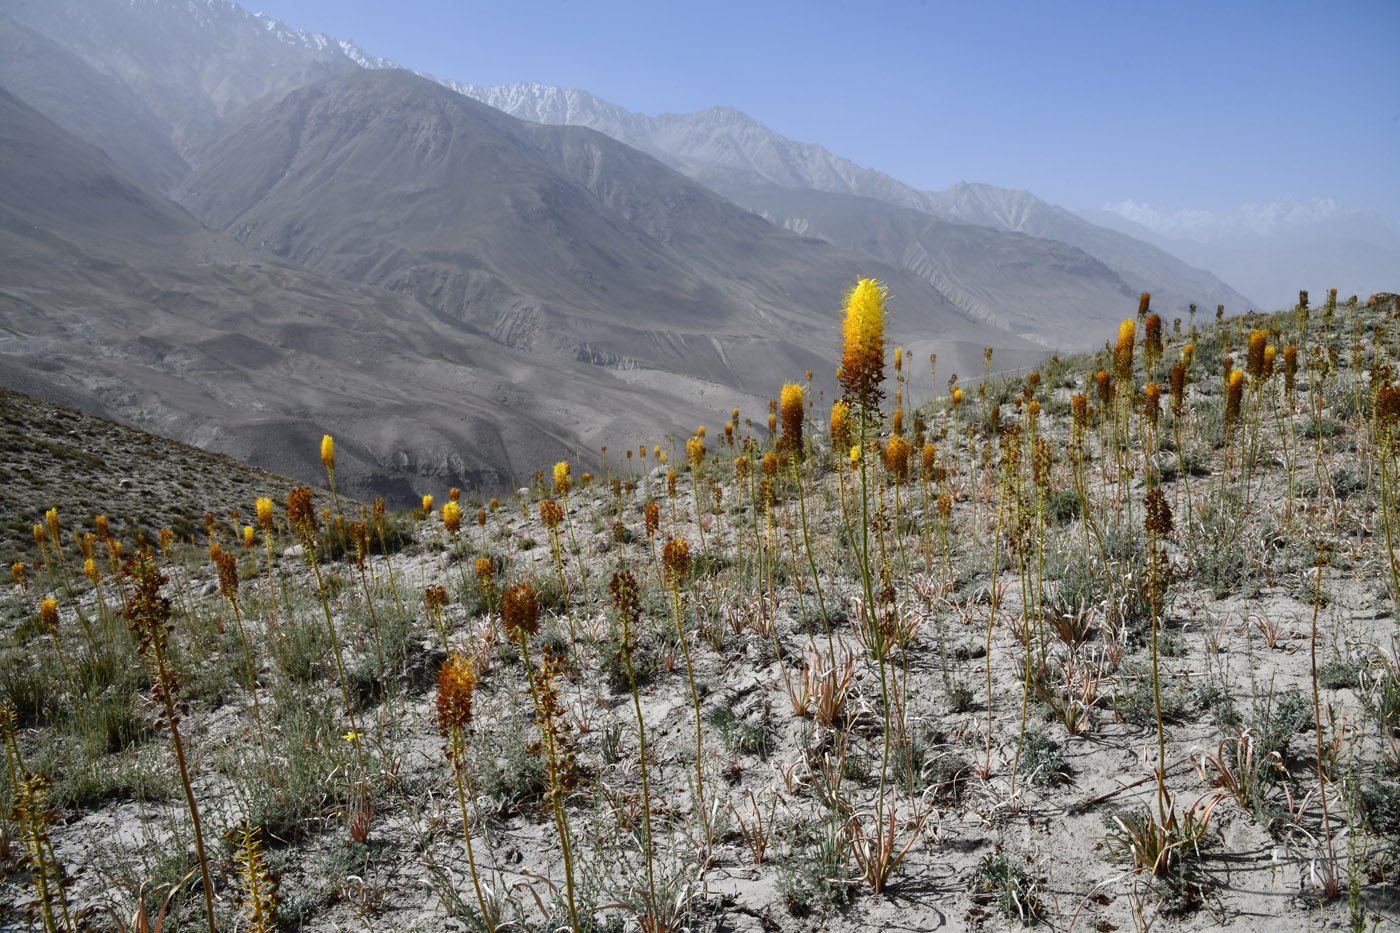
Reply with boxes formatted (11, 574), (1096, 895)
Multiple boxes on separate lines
(850, 445), (862, 465)
(1246, 329), (1268, 380)
(1226, 369), (1245, 426)
(321, 434), (335, 470)
(256, 496), (274, 531)
(838, 278), (888, 415)
(422, 495), (433, 516)
(442, 500), (462, 536)
(952, 387), (963, 407)
(554, 461), (571, 497)
(45, 508), (61, 548)
(1114, 319), (1136, 383)
(40, 597), (58, 634)
(830, 399), (851, 451)
(243, 525), (255, 549)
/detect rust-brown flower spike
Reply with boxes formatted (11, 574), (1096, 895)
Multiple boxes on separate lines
(662, 539), (690, 587)
(502, 583), (540, 640)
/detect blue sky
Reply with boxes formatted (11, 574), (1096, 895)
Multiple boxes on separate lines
(249, 0), (1400, 224)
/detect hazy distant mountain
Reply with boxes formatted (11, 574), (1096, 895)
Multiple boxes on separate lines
(460, 82), (1256, 317)
(0, 0), (382, 163)
(0, 15), (190, 190)
(1088, 199), (1399, 310)
(177, 69), (1044, 395)
(0, 84), (781, 501)
(702, 176), (1138, 347)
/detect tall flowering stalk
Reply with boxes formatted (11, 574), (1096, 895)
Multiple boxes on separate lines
(254, 497), (282, 640)
(123, 549), (218, 933)
(436, 654), (495, 932)
(663, 538), (708, 843)
(555, 461), (592, 610)
(503, 583), (579, 932)
(213, 546), (267, 751)
(779, 383), (805, 458)
(287, 487), (366, 773)
(610, 569), (657, 915)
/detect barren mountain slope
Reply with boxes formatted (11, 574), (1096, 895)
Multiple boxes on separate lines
(177, 69), (1047, 399)
(0, 86), (768, 503)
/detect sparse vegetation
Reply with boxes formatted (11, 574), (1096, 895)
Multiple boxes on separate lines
(2, 289), (1399, 931)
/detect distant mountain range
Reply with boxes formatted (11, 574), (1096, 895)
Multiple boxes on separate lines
(1086, 199), (1399, 310)
(0, 0), (1351, 502)
(455, 82), (1255, 323)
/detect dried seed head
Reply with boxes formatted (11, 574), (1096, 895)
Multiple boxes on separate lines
(610, 568), (641, 633)
(922, 442), (937, 477)
(1169, 362), (1186, 415)
(502, 582), (540, 640)
(644, 501), (660, 538)
(1032, 437), (1053, 490)
(937, 492), (952, 520)
(662, 538), (690, 586)
(475, 557), (493, 582)
(890, 407), (904, 438)
(477, 508), (487, 527)
(435, 653), (476, 739)
(286, 486), (317, 541)
(1143, 313), (1162, 361)
(1144, 486), (1173, 537)
(1072, 393), (1090, 433)
(779, 383), (804, 455)
(1138, 292), (1151, 319)
(215, 548), (239, 600)
(1377, 384), (1400, 438)
(1283, 345), (1298, 396)
(1096, 370), (1113, 405)
(321, 434), (335, 470)
(539, 499), (563, 531)
(348, 522), (369, 564)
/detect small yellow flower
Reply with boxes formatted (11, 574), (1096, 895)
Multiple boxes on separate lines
(343, 730), (361, 742)
(321, 434), (335, 469)
(243, 525), (255, 549)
